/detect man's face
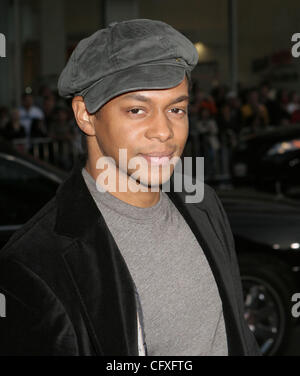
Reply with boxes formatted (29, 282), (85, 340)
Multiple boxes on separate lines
(92, 77), (189, 188)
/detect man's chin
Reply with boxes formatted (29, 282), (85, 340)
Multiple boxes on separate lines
(129, 170), (173, 190)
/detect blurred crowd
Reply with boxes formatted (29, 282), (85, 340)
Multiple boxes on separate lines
(0, 87), (77, 142)
(0, 86), (81, 170)
(188, 82), (300, 179)
(0, 81), (300, 175)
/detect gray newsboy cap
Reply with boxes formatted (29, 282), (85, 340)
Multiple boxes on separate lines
(58, 19), (199, 114)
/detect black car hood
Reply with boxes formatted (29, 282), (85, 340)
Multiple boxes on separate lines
(218, 188), (300, 251)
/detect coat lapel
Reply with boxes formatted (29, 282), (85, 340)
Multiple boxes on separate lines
(166, 187), (246, 355)
(54, 158), (138, 356)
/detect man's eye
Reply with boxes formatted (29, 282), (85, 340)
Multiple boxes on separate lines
(129, 108), (144, 114)
(170, 108), (186, 114)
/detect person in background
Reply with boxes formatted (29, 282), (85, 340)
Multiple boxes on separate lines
(2, 108), (26, 141)
(259, 82), (278, 126)
(30, 118), (48, 139)
(49, 105), (75, 170)
(49, 105), (74, 142)
(36, 85), (54, 109)
(291, 107), (300, 124)
(241, 89), (269, 127)
(189, 87), (205, 114)
(273, 89), (291, 126)
(42, 93), (57, 132)
(200, 94), (218, 117)
(217, 103), (238, 177)
(287, 91), (300, 117)
(211, 85), (227, 109)
(19, 93), (44, 138)
(226, 91), (242, 135)
(240, 111), (270, 138)
(189, 87), (217, 118)
(196, 107), (220, 179)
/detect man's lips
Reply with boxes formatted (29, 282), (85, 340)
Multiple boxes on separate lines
(139, 151), (175, 165)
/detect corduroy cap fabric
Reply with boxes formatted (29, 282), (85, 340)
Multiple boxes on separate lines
(58, 19), (199, 113)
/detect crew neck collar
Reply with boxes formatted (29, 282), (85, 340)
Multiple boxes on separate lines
(82, 167), (165, 221)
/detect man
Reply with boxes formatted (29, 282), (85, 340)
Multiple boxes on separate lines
(0, 19), (260, 356)
(19, 93), (44, 138)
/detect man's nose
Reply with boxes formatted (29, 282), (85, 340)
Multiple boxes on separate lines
(145, 111), (174, 142)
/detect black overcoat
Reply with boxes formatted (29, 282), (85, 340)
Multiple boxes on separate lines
(0, 158), (260, 356)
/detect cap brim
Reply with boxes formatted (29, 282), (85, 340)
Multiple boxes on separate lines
(82, 63), (186, 114)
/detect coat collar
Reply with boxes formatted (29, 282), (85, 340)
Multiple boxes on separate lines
(54, 157), (101, 241)
(54, 157), (247, 356)
(55, 157), (138, 355)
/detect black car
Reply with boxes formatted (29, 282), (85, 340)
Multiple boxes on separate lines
(1, 140), (300, 356)
(218, 188), (300, 355)
(232, 124), (300, 197)
(0, 140), (66, 249)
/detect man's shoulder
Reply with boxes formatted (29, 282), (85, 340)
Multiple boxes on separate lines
(0, 194), (77, 306)
(0, 196), (68, 268)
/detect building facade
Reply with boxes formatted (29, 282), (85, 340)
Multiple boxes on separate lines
(0, 0), (299, 108)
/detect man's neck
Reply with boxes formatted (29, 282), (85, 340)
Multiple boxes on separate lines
(84, 163), (160, 209)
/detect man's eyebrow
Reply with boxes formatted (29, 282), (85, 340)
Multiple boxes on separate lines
(122, 94), (190, 105)
(169, 95), (190, 105)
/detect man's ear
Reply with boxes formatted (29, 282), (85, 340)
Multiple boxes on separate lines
(72, 96), (96, 136)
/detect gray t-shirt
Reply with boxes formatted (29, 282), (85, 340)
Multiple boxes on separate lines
(82, 168), (228, 356)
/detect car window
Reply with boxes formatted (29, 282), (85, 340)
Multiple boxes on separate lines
(0, 155), (59, 226)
